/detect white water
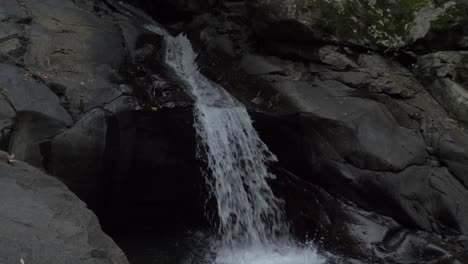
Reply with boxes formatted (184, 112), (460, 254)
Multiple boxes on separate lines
(146, 24), (325, 264)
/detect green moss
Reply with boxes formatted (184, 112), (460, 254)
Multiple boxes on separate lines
(431, 2), (468, 31)
(261, 0), (465, 49)
(303, 0), (405, 48)
(294, 0), (461, 49)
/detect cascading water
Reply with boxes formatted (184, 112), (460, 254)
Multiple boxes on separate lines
(146, 24), (325, 264)
(164, 33), (287, 247)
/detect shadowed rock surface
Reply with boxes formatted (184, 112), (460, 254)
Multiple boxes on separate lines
(0, 159), (128, 264)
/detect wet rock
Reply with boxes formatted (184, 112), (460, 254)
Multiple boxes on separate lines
(345, 164), (468, 234)
(273, 167), (468, 263)
(0, 160), (129, 264)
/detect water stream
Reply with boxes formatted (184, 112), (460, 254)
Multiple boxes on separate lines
(146, 24), (325, 264)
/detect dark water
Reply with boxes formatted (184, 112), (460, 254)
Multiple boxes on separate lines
(115, 229), (215, 264)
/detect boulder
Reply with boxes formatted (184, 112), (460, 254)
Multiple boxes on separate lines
(0, 64), (72, 125)
(0, 159), (128, 264)
(0, 63), (72, 166)
(276, 169), (468, 263)
(232, 52), (429, 172)
(339, 163), (468, 234)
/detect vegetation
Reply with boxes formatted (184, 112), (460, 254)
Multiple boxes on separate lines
(259, 0), (466, 49)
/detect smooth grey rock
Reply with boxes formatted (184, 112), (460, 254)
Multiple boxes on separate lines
(24, 0), (126, 120)
(0, 160), (128, 264)
(435, 128), (468, 189)
(241, 54), (285, 75)
(268, 77), (427, 171)
(270, 161), (468, 263)
(0, 64), (72, 125)
(0, 63), (72, 165)
(0, 0), (28, 22)
(367, 165), (468, 234)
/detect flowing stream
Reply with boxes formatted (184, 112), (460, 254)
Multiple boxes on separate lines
(146, 24), (325, 264)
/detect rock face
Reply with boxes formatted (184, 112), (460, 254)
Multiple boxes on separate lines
(1, 1), (203, 262)
(0, 159), (128, 264)
(0, 0), (148, 262)
(0, 0), (148, 199)
(247, 0), (468, 50)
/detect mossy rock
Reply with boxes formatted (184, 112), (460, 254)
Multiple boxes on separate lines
(249, 0), (468, 50)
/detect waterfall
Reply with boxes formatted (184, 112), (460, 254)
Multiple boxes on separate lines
(164, 33), (288, 247)
(146, 24), (325, 264)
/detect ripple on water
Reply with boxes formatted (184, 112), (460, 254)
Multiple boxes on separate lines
(213, 244), (326, 264)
